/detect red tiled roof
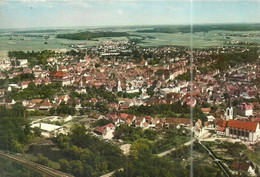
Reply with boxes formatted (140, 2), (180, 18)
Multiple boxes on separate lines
(217, 127), (225, 132)
(165, 118), (190, 125)
(231, 162), (250, 171)
(21, 81), (31, 86)
(253, 118), (260, 123)
(126, 119), (132, 125)
(216, 119), (227, 128)
(201, 108), (211, 113)
(103, 123), (114, 128)
(145, 116), (153, 121)
(227, 120), (258, 132)
(94, 127), (105, 134)
(119, 113), (128, 119)
(49, 71), (67, 77)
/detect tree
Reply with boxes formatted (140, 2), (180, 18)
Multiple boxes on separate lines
(12, 103), (26, 118)
(37, 153), (51, 167)
(28, 82), (36, 90)
(70, 160), (83, 177)
(130, 139), (153, 160)
(79, 108), (85, 115)
(10, 139), (23, 153)
(70, 124), (87, 147)
(33, 127), (42, 137)
(11, 60), (15, 66)
(49, 107), (56, 115)
(59, 159), (70, 173)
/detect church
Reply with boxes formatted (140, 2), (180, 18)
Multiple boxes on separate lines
(216, 100), (260, 142)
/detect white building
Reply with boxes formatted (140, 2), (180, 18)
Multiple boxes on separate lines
(31, 123), (63, 137)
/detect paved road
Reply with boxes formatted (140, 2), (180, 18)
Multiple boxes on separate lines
(0, 150), (73, 177)
(158, 139), (195, 157)
(158, 131), (211, 157)
(100, 168), (123, 177)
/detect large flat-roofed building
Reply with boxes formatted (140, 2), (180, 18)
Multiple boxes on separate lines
(31, 123), (63, 137)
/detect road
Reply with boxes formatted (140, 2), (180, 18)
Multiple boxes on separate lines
(100, 168), (123, 177)
(0, 150), (73, 177)
(158, 139), (195, 157)
(158, 130), (211, 157)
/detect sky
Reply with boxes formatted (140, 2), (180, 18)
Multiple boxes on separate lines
(0, 1), (259, 29)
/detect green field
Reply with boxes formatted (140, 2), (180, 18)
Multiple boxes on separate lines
(1, 26), (260, 59)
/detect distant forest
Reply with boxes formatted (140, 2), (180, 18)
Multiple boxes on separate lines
(56, 31), (130, 40)
(136, 23), (260, 33)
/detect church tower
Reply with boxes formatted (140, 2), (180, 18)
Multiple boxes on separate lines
(225, 99), (233, 121)
(117, 80), (122, 92)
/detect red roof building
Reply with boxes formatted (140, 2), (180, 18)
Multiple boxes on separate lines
(227, 120), (258, 132)
(226, 119), (259, 142)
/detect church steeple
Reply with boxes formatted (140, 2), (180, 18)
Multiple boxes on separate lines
(117, 80), (122, 92)
(225, 98), (233, 121)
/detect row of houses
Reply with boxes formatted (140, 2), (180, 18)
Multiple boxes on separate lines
(93, 113), (192, 139)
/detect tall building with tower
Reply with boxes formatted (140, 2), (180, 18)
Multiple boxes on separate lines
(225, 99), (233, 121)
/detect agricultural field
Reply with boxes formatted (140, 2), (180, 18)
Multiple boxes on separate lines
(1, 25), (260, 59)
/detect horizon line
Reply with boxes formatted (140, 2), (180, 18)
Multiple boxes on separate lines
(1, 22), (260, 31)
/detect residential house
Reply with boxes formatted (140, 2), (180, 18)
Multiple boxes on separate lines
(21, 81), (31, 89)
(236, 103), (253, 117)
(164, 118), (190, 128)
(231, 162), (256, 176)
(94, 123), (115, 139)
(135, 117), (146, 128)
(38, 98), (52, 111)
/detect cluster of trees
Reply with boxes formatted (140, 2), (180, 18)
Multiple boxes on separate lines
(65, 49), (85, 58)
(9, 83), (61, 100)
(57, 31), (130, 40)
(127, 37), (144, 44)
(216, 142), (247, 158)
(126, 102), (207, 122)
(0, 103), (26, 118)
(148, 58), (160, 66)
(0, 156), (43, 177)
(54, 102), (76, 116)
(71, 86), (117, 104)
(91, 118), (112, 127)
(153, 126), (189, 153)
(114, 124), (157, 142)
(11, 73), (35, 83)
(175, 69), (196, 81)
(112, 138), (224, 177)
(117, 91), (141, 99)
(167, 142), (225, 177)
(8, 50), (59, 66)
(0, 104), (33, 152)
(51, 124), (124, 177)
(205, 48), (259, 72)
(37, 153), (51, 167)
(136, 24), (260, 34)
(113, 139), (188, 177)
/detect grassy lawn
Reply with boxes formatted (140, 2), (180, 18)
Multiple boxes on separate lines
(154, 135), (190, 153)
(244, 150), (260, 166)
